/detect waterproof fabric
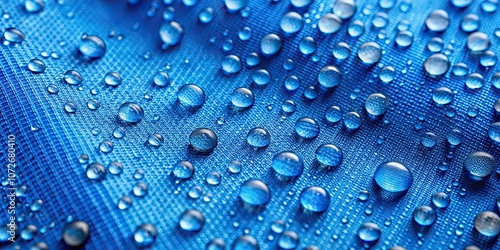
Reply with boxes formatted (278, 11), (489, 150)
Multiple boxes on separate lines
(0, 0), (499, 249)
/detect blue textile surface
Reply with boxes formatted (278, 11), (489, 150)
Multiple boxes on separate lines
(0, 0), (500, 249)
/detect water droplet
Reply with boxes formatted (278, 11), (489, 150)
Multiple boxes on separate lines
(299, 186), (330, 212)
(464, 151), (496, 181)
(465, 73), (484, 89)
(3, 27), (25, 43)
(232, 87), (254, 108)
(133, 224), (158, 247)
(225, 0), (248, 11)
(452, 62), (468, 76)
(365, 93), (389, 116)
(379, 66), (396, 83)
(206, 238), (226, 250)
(467, 32), (490, 52)
(118, 195), (132, 210)
(160, 21), (184, 47)
(474, 211), (500, 237)
(25, 0), (45, 13)
(280, 12), (303, 34)
(481, 0), (499, 12)
(427, 37), (444, 52)
(461, 14), (480, 32)
(395, 31), (413, 47)
(299, 36), (316, 55)
(179, 209), (205, 232)
(358, 42), (382, 64)
(432, 87), (453, 105)
(413, 206), (437, 226)
(247, 127), (271, 148)
(246, 52), (260, 67)
(62, 221), (89, 246)
(28, 59), (45, 73)
(284, 75), (301, 92)
(358, 190), (370, 201)
(239, 179), (271, 206)
(272, 151), (304, 178)
(278, 231), (300, 249)
(480, 50), (497, 67)
(374, 161), (413, 192)
(21, 225), (37, 240)
(357, 222), (381, 243)
(206, 171), (221, 185)
(147, 133), (164, 147)
(47, 84), (59, 94)
(199, 7), (214, 23)
(316, 144), (343, 168)
(431, 192), (450, 208)
(425, 10), (450, 32)
(424, 53), (450, 77)
(222, 55), (242, 74)
(325, 106), (342, 123)
(133, 182), (148, 197)
(79, 35), (106, 59)
(238, 27), (252, 41)
(177, 84), (205, 109)
(173, 161), (195, 179)
(188, 185), (203, 199)
(228, 160), (242, 174)
(252, 69), (271, 86)
(295, 117), (320, 139)
(348, 20), (365, 37)
(447, 128), (462, 146)
(30, 199), (43, 212)
(344, 111), (361, 131)
(317, 66), (342, 89)
(86, 162), (106, 180)
(63, 70), (83, 85)
(260, 33), (282, 56)
(87, 99), (100, 110)
(231, 235), (259, 250)
(372, 12), (388, 28)
(189, 128), (217, 153)
(421, 132), (437, 148)
(332, 42), (350, 61)
(451, 0), (472, 7)
(318, 13), (342, 34)
(99, 140), (114, 153)
(334, 0), (356, 19)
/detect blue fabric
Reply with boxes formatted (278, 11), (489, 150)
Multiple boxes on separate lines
(1, 0), (499, 249)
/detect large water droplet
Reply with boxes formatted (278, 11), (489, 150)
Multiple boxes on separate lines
(25, 0), (45, 13)
(28, 59), (45, 73)
(133, 224), (158, 247)
(295, 117), (320, 139)
(334, 0), (356, 19)
(318, 66), (342, 88)
(62, 221), (90, 247)
(160, 21), (184, 46)
(474, 211), (500, 237)
(272, 151), (304, 178)
(177, 84), (205, 109)
(247, 127), (271, 148)
(373, 161), (413, 192)
(260, 33), (282, 56)
(179, 209), (205, 232)
(173, 160), (195, 179)
(357, 222), (381, 243)
(316, 144), (343, 168)
(358, 42), (382, 64)
(425, 10), (450, 32)
(431, 192), (450, 208)
(232, 87), (254, 108)
(280, 12), (303, 34)
(189, 128), (217, 153)
(64, 70), (83, 85)
(318, 14), (342, 34)
(278, 231), (300, 249)
(86, 162), (106, 180)
(79, 35), (106, 59)
(460, 14), (480, 32)
(118, 102), (144, 123)
(299, 186), (330, 212)
(463, 151), (496, 181)
(222, 55), (242, 74)
(432, 87), (453, 105)
(3, 27), (25, 43)
(413, 206), (436, 226)
(365, 93), (389, 116)
(104, 72), (122, 86)
(225, 0), (248, 11)
(424, 53), (450, 77)
(467, 32), (490, 52)
(239, 179), (271, 206)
